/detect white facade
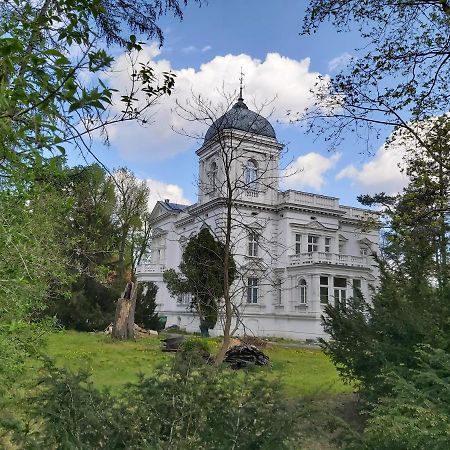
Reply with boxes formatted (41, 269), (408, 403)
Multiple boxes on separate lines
(137, 101), (380, 340)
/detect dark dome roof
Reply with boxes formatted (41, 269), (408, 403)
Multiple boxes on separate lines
(204, 99), (276, 143)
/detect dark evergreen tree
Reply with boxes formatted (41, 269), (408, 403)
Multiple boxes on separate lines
(321, 122), (450, 400)
(163, 228), (236, 330)
(134, 282), (160, 330)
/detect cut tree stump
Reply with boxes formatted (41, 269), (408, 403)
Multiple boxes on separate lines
(112, 281), (137, 340)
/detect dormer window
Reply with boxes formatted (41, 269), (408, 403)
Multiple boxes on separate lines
(244, 159), (258, 188)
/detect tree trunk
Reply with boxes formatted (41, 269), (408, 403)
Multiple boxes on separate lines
(112, 281), (138, 340)
(215, 194), (234, 365)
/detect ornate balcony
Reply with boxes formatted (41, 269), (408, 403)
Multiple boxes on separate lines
(289, 252), (369, 268)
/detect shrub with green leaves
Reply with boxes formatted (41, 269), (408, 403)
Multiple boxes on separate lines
(15, 357), (300, 449)
(358, 347), (450, 450)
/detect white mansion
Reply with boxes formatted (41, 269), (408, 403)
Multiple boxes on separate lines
(137, 97), (380, 340)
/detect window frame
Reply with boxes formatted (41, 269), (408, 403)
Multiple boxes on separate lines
(307, 235), (319, 253)
(248, 230), (259, 257)
(295, 233), (302, 255)
(298, 279), (307, 305)
(324, 237), (331, 253)
(247, 277), (259, 304)
(320, 276), (329, 304)
(333, 277), (347, 306)
(244, 159), (258, 188)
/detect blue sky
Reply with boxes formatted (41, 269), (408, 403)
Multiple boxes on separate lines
(72, 0), (407, 209)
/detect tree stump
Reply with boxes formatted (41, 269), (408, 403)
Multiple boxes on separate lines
(112, 281), (137, 340)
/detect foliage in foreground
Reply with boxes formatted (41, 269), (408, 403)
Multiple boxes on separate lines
(356, 347), (450, 450)
(14, 349), (299, 450)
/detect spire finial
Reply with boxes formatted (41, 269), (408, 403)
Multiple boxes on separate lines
(239, 67), (244, 101)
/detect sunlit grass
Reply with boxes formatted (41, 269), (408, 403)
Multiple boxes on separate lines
(43, 331), (351, 398)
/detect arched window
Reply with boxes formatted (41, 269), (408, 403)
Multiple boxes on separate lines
(299, 279), (307, 304)
(244, 159), (258, 188)
(210, 161), (218, 191)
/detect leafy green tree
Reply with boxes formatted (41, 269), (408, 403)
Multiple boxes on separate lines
(0, 182), (70, 397)
(112, 168), (150, 280)
(1, 0), (190, 180)
(66, 164), (118, 275)
(321, 123), (450, 399)
(164, 228), (237, 331)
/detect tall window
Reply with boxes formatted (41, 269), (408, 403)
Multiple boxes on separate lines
(338, 240), (345, 254)
(210, 161), (217, 191)
(244, 159), (258, 188)
(334, 277), (347, 306)
(295, 233), (302, 254)
(320, 276), (329, 304)
(299, 279), (307, 304)
(248, 231), (259, 256)
(307, 235), (319, 252)
(247, 277), (259, 304)
(324, 237), (331, 253)
(352, 279), (362, 298)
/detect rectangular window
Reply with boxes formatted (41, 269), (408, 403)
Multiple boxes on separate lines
(324, 237), (331, 253)
(360, 246), (368, 256)
(307, 235), (319, 252)
(248, 231), (258, 257)
(320, 276), (329, 304)
(334, 277), (347, 306)
(353, 279), (362, 298)
(295, 234), (302, 254)
(247, 278), (259, 304)
(338, 242), (345, 254)
(298, 279), (307, 304)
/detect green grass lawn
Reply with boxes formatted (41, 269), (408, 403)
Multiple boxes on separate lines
(43, 331), (352, 398)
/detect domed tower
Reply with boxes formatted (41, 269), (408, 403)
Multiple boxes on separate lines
(196, 95), (283, 206)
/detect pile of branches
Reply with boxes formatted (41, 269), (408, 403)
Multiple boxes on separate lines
(239, 335), (268, 349)
(224, 344), (271, 369)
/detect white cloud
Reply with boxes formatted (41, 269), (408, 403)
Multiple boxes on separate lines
(146, 178), (191, 211)
(181, 45), (197, 54)
(104, 46), (327, 161)
(336, 144), (408, 194)
(328, 52), (352, 72)
(284, 152), (341, 191)
(201, 45), (212, 52)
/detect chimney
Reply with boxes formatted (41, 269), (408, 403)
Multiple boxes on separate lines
(164, 199), (170, 203)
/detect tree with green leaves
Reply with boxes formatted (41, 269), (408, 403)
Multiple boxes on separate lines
(320, 121), (450, 400)
(0, 0), (197, 419)
(1, 0), (198, 178)
(164, 228), (237, 334)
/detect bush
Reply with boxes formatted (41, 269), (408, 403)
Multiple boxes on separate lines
(15, 357), (300, 449)
(359, 347), (450, 450)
